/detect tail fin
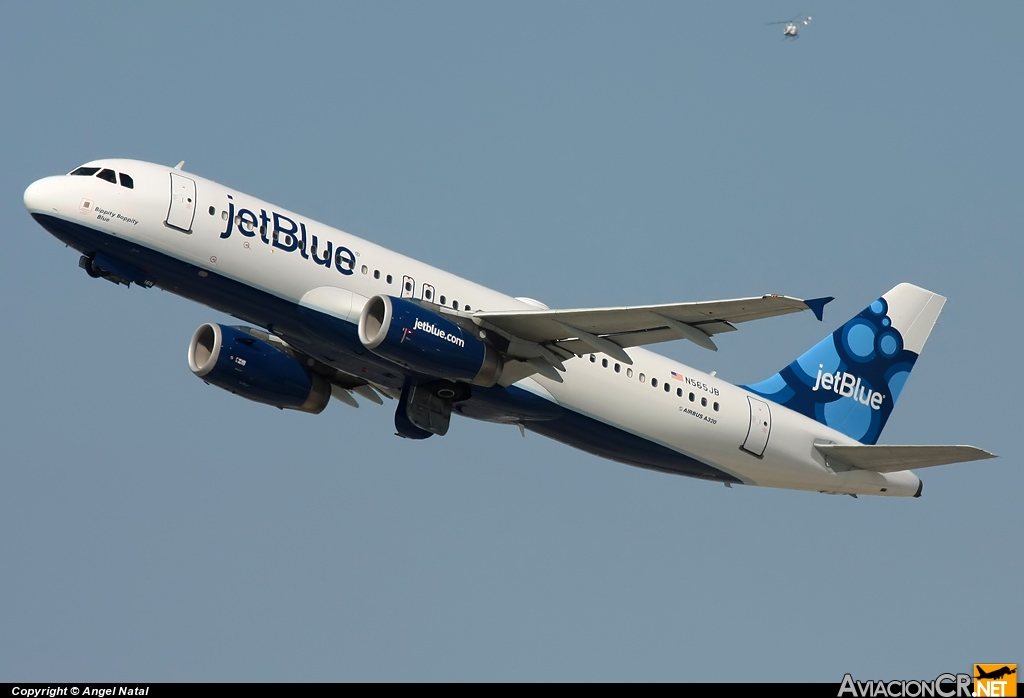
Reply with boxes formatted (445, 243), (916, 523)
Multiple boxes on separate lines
(742, 283), (946, 444)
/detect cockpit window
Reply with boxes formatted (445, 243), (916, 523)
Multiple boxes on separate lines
(70, 166), (100, 176)
(119, 173), (134, 189)
(97, 169), (117, 184)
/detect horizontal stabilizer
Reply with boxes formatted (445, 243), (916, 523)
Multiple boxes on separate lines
(815, 444), (996, 473)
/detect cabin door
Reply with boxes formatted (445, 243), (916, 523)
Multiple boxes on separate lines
(742, 397), (772, 457)
(166, 173), (197, 232)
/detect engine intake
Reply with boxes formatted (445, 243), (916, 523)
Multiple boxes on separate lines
(358, 295), (502, 386)
(188, 323), (331, 414)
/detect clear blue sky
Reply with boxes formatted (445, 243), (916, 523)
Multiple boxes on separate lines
(1, 1), (1019, 682)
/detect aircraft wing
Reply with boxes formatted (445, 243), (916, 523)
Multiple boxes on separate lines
(815, 444), (997, 473)
(460, 294), (832, 384)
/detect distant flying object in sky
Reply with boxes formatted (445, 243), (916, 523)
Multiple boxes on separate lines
(24, 159), (995, 498)
(768, 15), (812, 39)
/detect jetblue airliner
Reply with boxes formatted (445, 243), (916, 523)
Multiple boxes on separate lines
(24, 159), (995, 497)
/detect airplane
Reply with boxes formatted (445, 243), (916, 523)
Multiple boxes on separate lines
(23, 159), (996, 498)
(975, 666), (1016, 681)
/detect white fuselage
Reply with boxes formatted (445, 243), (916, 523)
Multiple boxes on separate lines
(24, 159), (921, 497)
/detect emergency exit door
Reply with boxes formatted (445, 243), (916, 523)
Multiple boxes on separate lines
(401, 275), (415, 299)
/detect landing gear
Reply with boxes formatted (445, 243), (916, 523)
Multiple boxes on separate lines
(79, 254), (104, 279)
(77, 253), (152, 287)
(394, 380), (469, 439)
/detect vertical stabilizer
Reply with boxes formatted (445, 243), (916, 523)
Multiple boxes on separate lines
(742, 283), (946, 444)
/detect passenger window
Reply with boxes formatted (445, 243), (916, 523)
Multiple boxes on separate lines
(614, 363), (620, 373)
(221, 211), (228, 221)
(701, 397), (707, 407)
(713, 402), (720, 411)
(119, 173), (134, 189)
(70, 166), (100, 176)
(374, 270), (380, 279)
(651, 378), (658, 388)
(208, 206), (216, 216)
(405, 281), (412, 292)
(465, 305), (471, 311)
(639, 373), (646, 383)
(336, 249), (355, 272)
(453, 301), (459, 310)
(676, 388), (683, 397)
(439, 295), (446, 305)
(425, 289), (433, 300)
(689, 393), (695, 402)
(386, 275), (393, 284)
(626, 368), (633, 378)
(97, 169), (117, 184)
(590, 355), (596, 363)
(664, 383), (670, 392)
(602, 358), (608, 368)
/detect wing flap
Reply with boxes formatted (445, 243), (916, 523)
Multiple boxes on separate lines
(555, 327), (682, 354)
(815, 444), (997, 473)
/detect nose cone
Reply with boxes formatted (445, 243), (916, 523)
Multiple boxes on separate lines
(24, 176), (62, 214)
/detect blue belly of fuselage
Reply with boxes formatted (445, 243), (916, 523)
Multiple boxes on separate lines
(33, 213), (738, 484)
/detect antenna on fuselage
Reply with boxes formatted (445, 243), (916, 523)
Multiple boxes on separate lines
(174, 161), (185, 171)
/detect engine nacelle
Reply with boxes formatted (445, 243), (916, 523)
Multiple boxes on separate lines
(358, 295), (502, 386)
(188, 323), (331, 414)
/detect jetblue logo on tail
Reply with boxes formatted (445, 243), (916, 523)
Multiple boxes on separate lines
(812, 366), (885, 410)
(741, 289), (934, 445)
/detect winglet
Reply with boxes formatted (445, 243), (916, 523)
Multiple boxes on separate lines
(803, 296), (833, 322)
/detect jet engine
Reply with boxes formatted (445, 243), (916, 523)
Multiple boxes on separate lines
(358, 295), (502, 386)
(188, 323), (331, 413)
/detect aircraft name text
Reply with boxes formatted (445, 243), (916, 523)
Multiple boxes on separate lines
(94, 207), (138, 226)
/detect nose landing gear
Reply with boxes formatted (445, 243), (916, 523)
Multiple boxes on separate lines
(78, 254), (153, 288)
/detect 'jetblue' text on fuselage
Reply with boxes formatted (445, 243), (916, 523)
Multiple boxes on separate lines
(220, 195), (355, 276)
